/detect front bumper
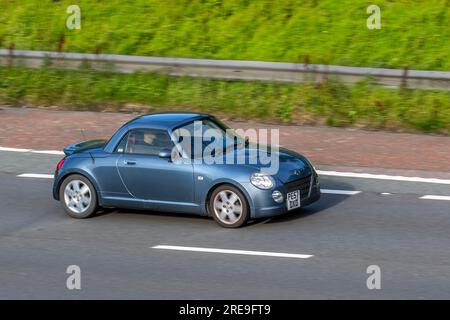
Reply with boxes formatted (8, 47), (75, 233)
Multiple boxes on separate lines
(243, 173), (321, 219)
(253, 185), (321, 218)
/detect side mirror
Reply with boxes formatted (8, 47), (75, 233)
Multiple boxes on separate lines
(158, 148), (172, 159)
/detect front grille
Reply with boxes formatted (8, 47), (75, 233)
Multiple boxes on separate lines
(284, 174), (311, 199)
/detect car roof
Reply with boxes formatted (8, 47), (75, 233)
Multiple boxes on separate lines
(126, 112), (210, 130)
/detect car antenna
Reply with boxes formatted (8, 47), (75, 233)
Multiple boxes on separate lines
(80, 128), (95, 163)
(80, 128), (86, 141)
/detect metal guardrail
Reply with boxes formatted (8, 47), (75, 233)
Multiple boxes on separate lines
(1, 49), (449, 90)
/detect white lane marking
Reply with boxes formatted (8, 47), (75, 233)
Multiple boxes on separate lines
(17, 173), (54, 179)
(31, 150), (65, 155)
(0, 146), (31, 152)
(0, 146), (64, 155)
(321, 189), (361, 195)
(152, 245), (313, 259)
(317, 170), (450, 185)
(2, 145), (449, 185)
(419, 195), (450, 201)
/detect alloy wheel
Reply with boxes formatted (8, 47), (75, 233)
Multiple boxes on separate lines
(212, 190), (243, 225)
(63, 180), (92, 214)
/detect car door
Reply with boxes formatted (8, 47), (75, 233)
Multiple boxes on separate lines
(116, 128), (195, 208)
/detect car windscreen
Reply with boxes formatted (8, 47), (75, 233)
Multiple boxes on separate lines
(172, 118), (244, 159)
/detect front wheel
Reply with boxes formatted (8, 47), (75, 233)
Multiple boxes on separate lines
(59, 174), (98, 219)
(209, 185), (250, 228)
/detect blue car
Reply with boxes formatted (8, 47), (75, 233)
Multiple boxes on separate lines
(53, 113), (320, 228)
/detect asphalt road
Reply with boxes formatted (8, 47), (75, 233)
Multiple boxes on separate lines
(1, 151), (450, 299)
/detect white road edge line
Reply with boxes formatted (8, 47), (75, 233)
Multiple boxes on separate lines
(317, 170), (450, 185)
(321, 189), (361, 195)
(17, 173), (54, 179)
(419, 195), (450, 201)
(31, 150), (65, 155)
(0, 146), (64, 155)
(2, 145), (450, 184)
(0, 146), (31, 152)
(152, 245), (313, 259)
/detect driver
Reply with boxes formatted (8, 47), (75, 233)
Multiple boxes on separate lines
(143, 132), (156, 145)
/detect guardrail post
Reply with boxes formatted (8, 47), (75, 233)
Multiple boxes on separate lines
(321, 64), (329, 84)
(303, 55), (312, 83)
(303, 55), (310, 68)
(401, 66), (409, 89)
(57, 33), (65, 53)
(95, 44), (102, 55)
(7, 43), (15, 66)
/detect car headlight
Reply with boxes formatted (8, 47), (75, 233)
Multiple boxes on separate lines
(250, 173), (275, 190)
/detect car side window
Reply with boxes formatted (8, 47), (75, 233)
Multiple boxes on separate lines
(118, 129), (174, 156)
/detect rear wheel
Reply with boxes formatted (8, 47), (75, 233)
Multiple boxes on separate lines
(209, 185), (249, 228)
(59, 174), (98, 219)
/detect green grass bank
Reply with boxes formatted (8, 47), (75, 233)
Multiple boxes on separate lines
(0, 0), (449, 70)
(1, 66), (448, 134)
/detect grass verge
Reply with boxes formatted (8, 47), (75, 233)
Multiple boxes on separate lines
(0, 66), (449, 134)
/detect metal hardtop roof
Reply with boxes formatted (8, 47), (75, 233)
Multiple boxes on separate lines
(127, 112), (210, 130)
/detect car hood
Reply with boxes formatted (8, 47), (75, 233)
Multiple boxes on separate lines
(214, 144), (312, 183)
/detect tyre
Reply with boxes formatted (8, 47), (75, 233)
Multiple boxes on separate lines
(209, 184), (250, 228)
(59, 174), (98, 219)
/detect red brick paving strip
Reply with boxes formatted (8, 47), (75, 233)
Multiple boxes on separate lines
(1, 107), (449, 174)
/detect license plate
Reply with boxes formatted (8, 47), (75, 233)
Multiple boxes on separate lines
(286, 190), (301, 210)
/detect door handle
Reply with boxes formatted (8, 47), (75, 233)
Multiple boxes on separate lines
(124, 160), (137, 165)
